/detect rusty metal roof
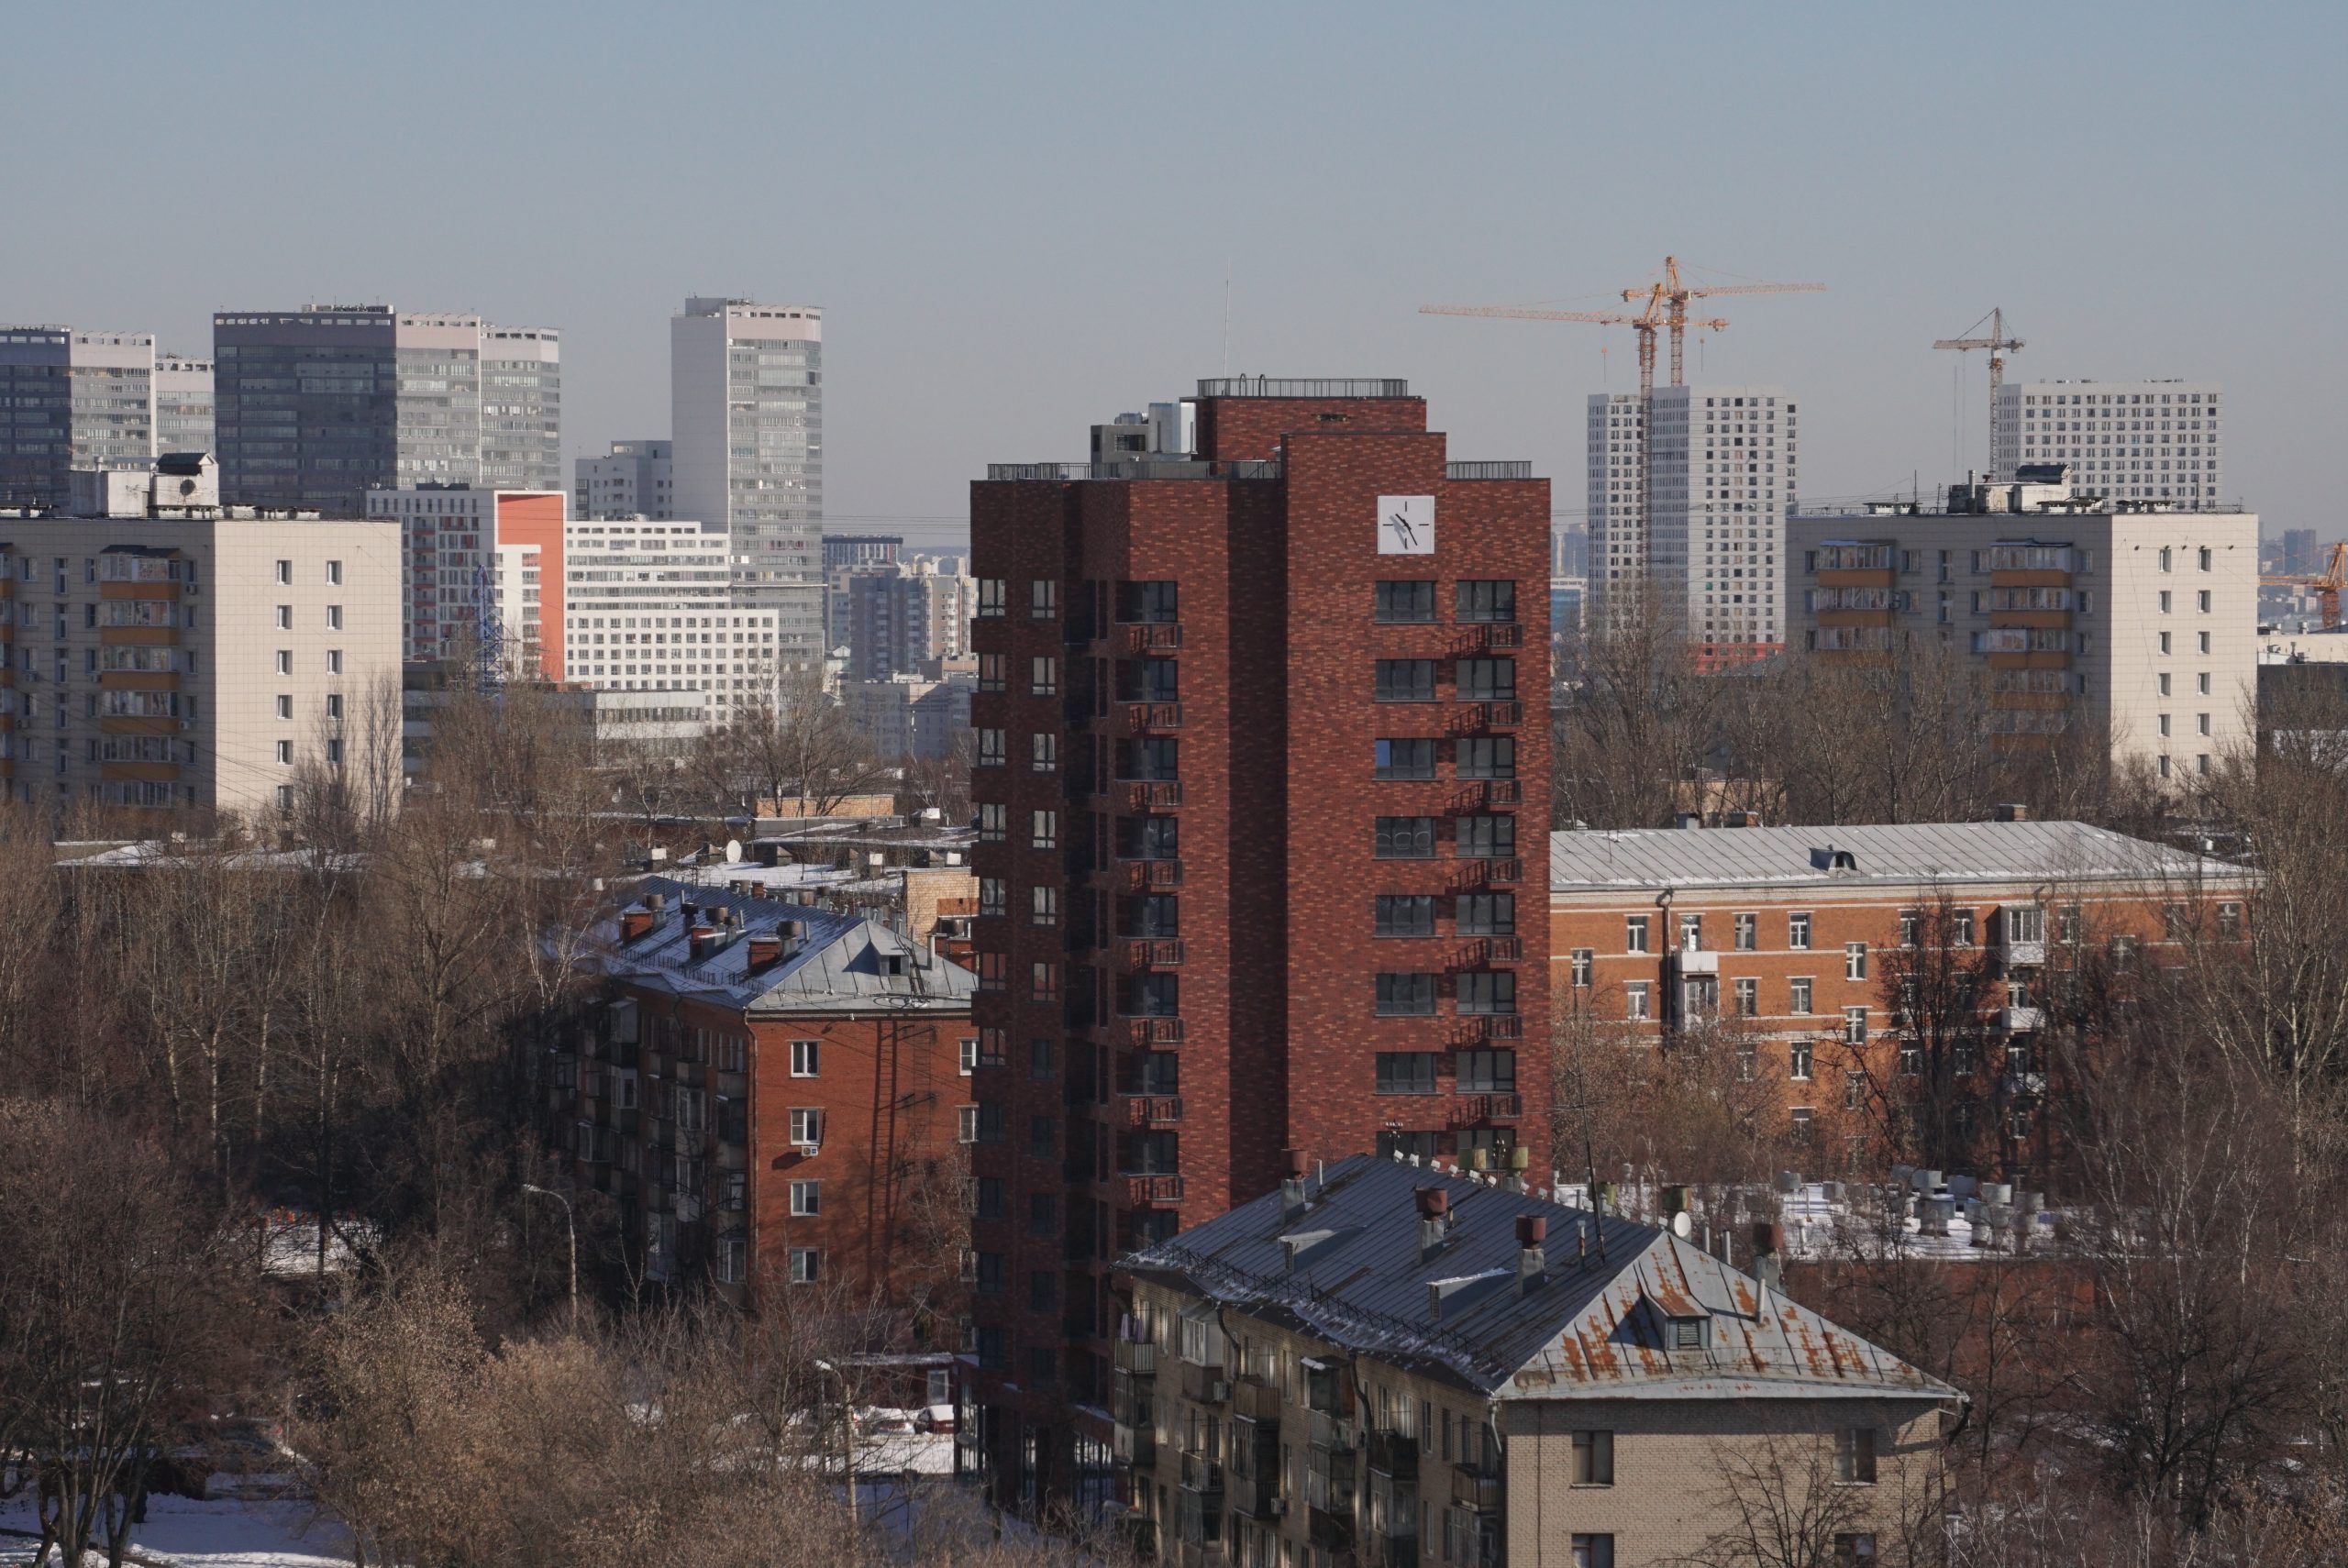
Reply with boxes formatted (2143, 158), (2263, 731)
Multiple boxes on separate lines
(1120, 1154), (1957, 1404)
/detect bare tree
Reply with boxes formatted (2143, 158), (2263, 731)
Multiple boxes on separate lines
(1674, 1430), (1944, 1568)
(0, 1100), (242, 1568)
(698, 664), (892, 820)
(2060, 1012), (2310, 1525)
(1848, 892), (2005, 1175)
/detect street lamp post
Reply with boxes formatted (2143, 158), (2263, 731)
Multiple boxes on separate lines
(520, 1183), (577, 1330)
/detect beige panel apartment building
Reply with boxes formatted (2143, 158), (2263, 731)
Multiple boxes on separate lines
(1, 458), (401, 817)
(1113, 1154), (1955, 1568)
(1789, 475), (2256, 779)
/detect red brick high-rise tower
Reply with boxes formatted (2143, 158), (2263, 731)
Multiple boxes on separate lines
(965, 378), (1552, 1509)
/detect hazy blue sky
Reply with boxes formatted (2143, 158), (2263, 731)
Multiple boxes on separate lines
(10, 0), (2342, 543)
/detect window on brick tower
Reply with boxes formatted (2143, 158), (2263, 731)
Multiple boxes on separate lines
(1374, 894), (1436, 938)
(1375, 1052), (1438, 1095)
(1124, 735), (1179, 779)
(1376, 738), (1437, 779)
(1120, 814), (1180, 860)
(1128, 1129), (1178, 1174)
(1456, 580), (1517, 623)
(1376, 816), (1436, 858)
(1456, 736), (1515, 778)
(1133, 1051), (1179, 1095)
(1456, 971), (1516, 1015)
(1375, 973), (1438, 1016)
(1121, 657), (1179, 703)
(1123, 580), (1178, 623)
(1376, 580), (1436, 623)
(1456, 892), (1514, 935)
(1376, 659), (1437, 701)
(1456, 657), (1517, 702)
(1128, 894), (1180, 937)
(1127, 972), (1179, 1018)
(1456, 1049), (1515, 1092)
(1455, 814), (1516, 859)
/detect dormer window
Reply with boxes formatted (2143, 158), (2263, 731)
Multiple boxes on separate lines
(1668, 1315), (1707, 1351)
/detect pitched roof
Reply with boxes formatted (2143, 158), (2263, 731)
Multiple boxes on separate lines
(1550, 818), (2246, 894)
(581, 875), (974, 1015)
(1120, 1154), (1956, 1404)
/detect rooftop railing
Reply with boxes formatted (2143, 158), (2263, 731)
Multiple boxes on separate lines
(1196, 377), (1411, 399)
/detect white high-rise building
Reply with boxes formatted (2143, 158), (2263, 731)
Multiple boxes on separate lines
(670, 296), (822, 669)
(1994, 380), (2223, 504)
(154, 354), (214, 457)
(1587, 384), (1798, 653)
(574, 438), (672, 520)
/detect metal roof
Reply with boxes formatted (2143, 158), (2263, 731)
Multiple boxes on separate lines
(582, 875), (974, 1015)
(1120, 1154), (1955, 1404)
(1550, 819), (2246, 894)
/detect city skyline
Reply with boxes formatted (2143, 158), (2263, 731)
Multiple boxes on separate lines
(4, 2), (2339, 544)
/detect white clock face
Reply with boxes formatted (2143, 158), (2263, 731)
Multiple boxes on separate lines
(1378, 494), (1434, 556)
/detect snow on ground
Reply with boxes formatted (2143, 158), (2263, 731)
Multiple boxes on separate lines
(0, 1490), (353, 1568)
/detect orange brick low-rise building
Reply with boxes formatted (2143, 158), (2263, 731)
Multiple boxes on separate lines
(545, 876), (977, 1303)
(1547, 815), (2254, 1172)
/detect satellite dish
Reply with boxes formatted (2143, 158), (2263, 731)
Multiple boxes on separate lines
(724, 838), (743, 864)
(1670, 1211), (1693, 1240)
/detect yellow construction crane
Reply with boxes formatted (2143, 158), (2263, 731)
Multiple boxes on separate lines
(1422, 256), (1823, 545)
(1933, 307), (2025, 470)
(2262, 540), (2348, 631)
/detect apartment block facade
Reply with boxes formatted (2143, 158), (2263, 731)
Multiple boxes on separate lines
(0, 326), (157, 509)
(1587, 385), (1795, 667)
(967, 377), (1552, 1508)
(574, 437), (674, 521)
(1993, 380), (2222, 502)
(1548, 817), (2254, 1174)
(830, 557), (977, 678)
(154, 354), (215, 458)
(213, 305), (561, 514)
(670, 297), (824, 668)
(1113, 1154), (1955, 1568)
(1789, 480), (2258, 775)
(367, 487), (782, 720)
(0, 460), (401, 817)
(550, 877), (977, 1300)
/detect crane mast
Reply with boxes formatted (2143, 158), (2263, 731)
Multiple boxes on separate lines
(1422, 257), (1823, 608)
(1933, 307), (2026, 474)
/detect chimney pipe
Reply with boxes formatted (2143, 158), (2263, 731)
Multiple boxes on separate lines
(1280, 1176), (1308, 1224)
(1752, 1221), (1786, 1293)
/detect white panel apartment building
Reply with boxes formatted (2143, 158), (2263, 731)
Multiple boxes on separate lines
(1588, 384), (1798, 654)
(1993, 380), (2223, 503)
(670, 297), (823, 669)
(574, 438), (673, 520)
(155, 354), (214, 457)
(369, 487), (781, 722)
(0, 459), (402, 818)
(1789, 479), (2257, 778)
(559, 516), (781, 722)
